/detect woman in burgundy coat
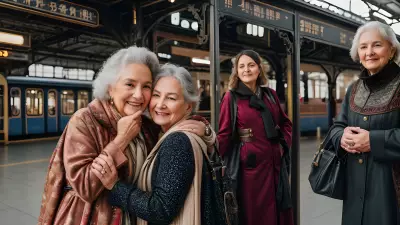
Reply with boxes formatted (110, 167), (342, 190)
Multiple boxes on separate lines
(217, 50), (293, 225)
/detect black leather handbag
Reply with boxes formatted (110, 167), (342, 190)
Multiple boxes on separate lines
(191, 115), (239, 225)
(308, 129), (346, 200)
(223, 90), (241, 194)
(208, 143), (239, 225)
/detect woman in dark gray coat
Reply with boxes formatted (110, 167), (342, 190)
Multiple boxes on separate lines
(327, 21), (400, 225)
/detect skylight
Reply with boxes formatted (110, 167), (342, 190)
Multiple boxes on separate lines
(302, 0), (400, 35)
(28, 64), (95, 80)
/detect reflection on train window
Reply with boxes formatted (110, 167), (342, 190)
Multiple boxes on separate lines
(10, 88), (21, 117)
(26, 89), (43, 116)
(48, 91), (56, 116)
(61, 90), (75, 115)
(78, 91), (89, 109)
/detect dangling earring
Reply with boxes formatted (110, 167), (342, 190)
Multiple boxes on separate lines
(109, 96), (114, 105)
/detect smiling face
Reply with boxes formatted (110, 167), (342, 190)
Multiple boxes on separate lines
(149, 76), (192, 132)
(237, 54), (260, 88)
(108, 63), (152, 116)
(358, 29), (395, 74)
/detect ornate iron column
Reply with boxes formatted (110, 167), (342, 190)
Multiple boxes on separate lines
(209, 0), (220, 131)
(291, 11), (301, 225)
(321, 65), (342, 127)
(302, 72), (309, 103)
(276, 15), (300, 225)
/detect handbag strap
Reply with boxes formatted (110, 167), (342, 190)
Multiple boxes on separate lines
(228, 90), (238, 140)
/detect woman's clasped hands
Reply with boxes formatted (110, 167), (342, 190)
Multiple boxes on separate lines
(340, 126), (371, 154)
(91, 152), (119, 190)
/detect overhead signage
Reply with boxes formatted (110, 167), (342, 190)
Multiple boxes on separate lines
(219, 0), (294, 31)
(299, 15), (354, 49)
(0, 50), (29, 61)
(0, 0), (99, 27)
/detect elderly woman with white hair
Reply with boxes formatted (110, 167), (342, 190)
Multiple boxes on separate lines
(92, 64), (227, 225)
(325, 21), (400, 225)
(37, 47), (214, 225)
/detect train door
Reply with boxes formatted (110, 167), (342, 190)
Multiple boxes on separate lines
(60, 90), (75, 131)
(47, 89), (58, 133)
(25, 88), (45, 135)
(9, 87), (22, 138)
(77, 90), (89, 110)
(0, 73), (8, 144)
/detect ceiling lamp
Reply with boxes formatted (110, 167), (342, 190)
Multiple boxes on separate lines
(0, 31), (24, 45)
(192, 58), (210, 65)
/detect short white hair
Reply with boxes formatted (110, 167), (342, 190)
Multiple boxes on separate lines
(350, 21), (400, 64)
(93, 46), (160, 100)
(154, 64), (199, 112)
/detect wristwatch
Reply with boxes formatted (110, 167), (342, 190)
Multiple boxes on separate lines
(205, 124), (212, 136)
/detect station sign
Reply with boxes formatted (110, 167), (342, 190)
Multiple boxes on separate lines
(299, 15), (354, 49)
(0, 49), (29, 61)
(219, 0), (294, 31)
(0, 0), (99, 27)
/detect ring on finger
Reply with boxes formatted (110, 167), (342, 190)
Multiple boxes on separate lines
(101, 168), (106, 174)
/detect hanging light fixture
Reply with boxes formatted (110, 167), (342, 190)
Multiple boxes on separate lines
(0, 31), (24, 45)
(169, 0), (175, 3)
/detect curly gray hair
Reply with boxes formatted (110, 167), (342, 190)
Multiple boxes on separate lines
(350, 21), (400, 64)
(154, 64), (199, 112)
(93, 46), (160, 100)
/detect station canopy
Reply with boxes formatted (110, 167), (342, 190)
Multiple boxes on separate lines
(304, 0), (400, 34)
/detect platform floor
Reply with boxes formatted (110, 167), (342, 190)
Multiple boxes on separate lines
(0, 138), (342, 225)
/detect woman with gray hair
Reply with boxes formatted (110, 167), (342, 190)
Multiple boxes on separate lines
(38, 48), (213, 225)
(324, 21), (400, 225)
(92, 64), (226, 225)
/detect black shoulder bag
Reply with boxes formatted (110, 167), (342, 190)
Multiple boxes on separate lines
(222, 90), (241, 194)
(207, 143), (239, 225)
(308, 126), (346, 200)
(191, 115), (239, 225)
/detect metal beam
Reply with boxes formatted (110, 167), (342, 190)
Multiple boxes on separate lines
(301, 58), (359, 70)
(35, 30), (80, 47)
(209, 0), (220, 131)
(141, 5), (190, 47)
(291, 11), (301, 225)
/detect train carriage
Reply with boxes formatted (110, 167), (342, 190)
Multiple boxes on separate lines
(7, 76), (92, 141)
(2, 71), (340, 143)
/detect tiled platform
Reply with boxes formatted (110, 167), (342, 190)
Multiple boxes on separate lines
(0, 138), (342, 225)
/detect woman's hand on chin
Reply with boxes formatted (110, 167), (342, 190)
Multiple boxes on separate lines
(114, 110), (143, 149)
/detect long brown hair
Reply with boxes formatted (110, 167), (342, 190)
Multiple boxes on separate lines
(228, 50), (268, 90)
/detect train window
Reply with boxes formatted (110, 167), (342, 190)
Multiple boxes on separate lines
(61, 90), (75, 115)
(77, 91), (89, 109)
(10, 88), (21, 117)
(48, 91), (56, 116)
(26, 89), (43, 116)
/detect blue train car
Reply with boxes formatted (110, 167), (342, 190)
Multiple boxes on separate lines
(7, 76), (92, 142)
(299, 101), (330, 135)
(0, 74), (333, 143)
